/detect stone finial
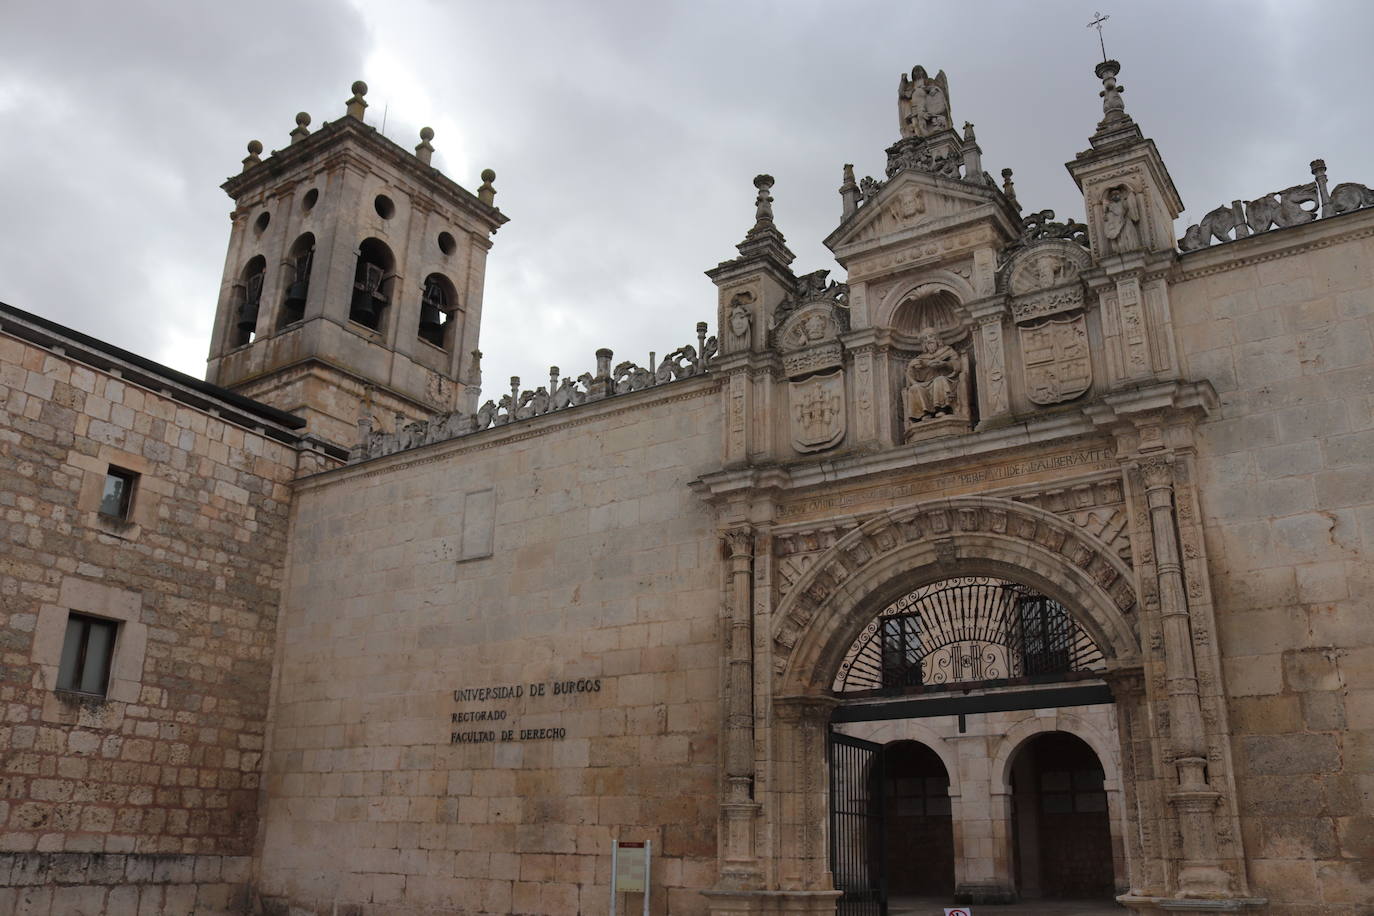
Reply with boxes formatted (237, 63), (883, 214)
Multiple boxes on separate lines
(346, 80), (369, 120)
(1311, 158), (1331, 217)
(1001, 168), (1019, 209)
(962, 121), (976, 142)
(753, 174), (775, 226)
(241, 140), (263, 171)
(477, 169), (496, 206)
(415, 126), (435, 164)
(1095, 59), (1127, 124)
(839, 164), (859, 219)
(290, 112), (311, 144)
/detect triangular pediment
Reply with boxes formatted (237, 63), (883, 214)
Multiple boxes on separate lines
(825, 169), (1018, 260)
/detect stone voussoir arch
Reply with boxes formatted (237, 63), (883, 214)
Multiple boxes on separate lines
(773, 495), (1140, 695)
(989, 711), (1122, 795)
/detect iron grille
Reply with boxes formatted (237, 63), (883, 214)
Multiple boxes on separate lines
(829, 731), (886, 916)
(834, 577), (1105, 693)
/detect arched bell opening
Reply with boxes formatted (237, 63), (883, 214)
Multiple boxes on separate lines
(417, 272), (459, 349)
(350, 237), (395, 331)
(231, 254), (267, 347)
(1007, 731), (1116, 901)
(278, 232), (315, 329)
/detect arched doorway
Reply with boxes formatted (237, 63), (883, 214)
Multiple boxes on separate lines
(1009, 732), (1115, 900)
(828, 575), (1116, 911)
(880, 741), (954, 898)
(765, 497), (1142, 912)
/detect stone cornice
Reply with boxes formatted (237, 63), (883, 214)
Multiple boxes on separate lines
(222, 117), (508, 235)
(692, 410), (1111, 505)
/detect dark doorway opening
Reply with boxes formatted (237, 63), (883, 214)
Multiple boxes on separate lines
(1010, 732), (1114, 899)
(880, 741), (955, 898)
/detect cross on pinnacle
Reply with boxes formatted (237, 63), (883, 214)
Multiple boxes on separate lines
(1087, 11), (1110, 62)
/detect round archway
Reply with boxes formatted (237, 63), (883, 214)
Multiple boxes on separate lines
(1007, 731), (1116, 900)
(774, 497), (1140, 698)
(880, 741), (955, 898)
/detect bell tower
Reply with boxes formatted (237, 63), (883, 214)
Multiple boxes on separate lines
(205, 80), (508, 447)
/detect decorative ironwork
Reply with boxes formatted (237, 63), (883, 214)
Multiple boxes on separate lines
(830, 731), (887, 916)
(834, 577), (1105, 693)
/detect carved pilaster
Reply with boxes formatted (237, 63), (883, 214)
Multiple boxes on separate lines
(1103, 665), (1163, 897)
(772, 695), (837, 892)
(1135, 456), (1231, 898)
(850, 345), (878, 446)
(974, 312), (1009, 423)
(721, 527), (762, 885)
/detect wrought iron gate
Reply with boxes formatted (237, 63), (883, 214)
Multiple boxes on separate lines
(829, 731), (886, 916)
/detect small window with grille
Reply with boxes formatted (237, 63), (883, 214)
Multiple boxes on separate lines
(57, 613), (118, 696)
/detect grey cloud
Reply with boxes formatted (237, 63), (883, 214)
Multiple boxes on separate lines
(4, 0), (1371, 399)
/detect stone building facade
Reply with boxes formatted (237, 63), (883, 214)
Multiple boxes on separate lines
(2, 61), (1373, 916)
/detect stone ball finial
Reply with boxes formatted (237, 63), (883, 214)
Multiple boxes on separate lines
(415, 126), (436, 164)
(478, 169), (497, 206)
(241, 140), (264, 172)
(290, 112), (312, 144)
(346, 81), (369, 120)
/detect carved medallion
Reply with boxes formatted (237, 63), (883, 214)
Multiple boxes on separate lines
(790, 369), (845, 453)
(1019, 314), (1092, 405)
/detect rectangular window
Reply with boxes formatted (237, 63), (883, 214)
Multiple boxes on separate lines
(99, 467), (138, 520)
(57, 613), (118, 696)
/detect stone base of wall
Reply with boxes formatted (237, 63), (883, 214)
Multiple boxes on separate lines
(0, 853), (252, 915)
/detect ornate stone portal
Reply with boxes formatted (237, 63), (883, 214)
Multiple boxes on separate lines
(698, 58), (1272, 916)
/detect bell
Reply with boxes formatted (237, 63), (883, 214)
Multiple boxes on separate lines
(283, 280), (308, 311)
(419, 299), (443, 344)
(350, 288), (376, 325)
(236, 299), (259, 334)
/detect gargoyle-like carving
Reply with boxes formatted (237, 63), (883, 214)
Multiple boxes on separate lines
(1021, 209), (1090, 247)
(885, 138), (963, 180)
(1331, 181), (1374, 214)
(1179, 159), (1374, 251)
(351, 322), (719, 462)
(772, 270), (849, 342)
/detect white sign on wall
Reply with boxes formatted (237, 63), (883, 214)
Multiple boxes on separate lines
(944, 908), (973, 916)
(610, 839), (651, 916)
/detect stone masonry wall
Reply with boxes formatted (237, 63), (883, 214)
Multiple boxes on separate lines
(258, 377), (723, 915)
(0, 329), (303, 914)
(1170, 212), (1374, 914)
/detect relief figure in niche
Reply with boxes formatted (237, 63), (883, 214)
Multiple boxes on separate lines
(728, 291), (754, 350)
(1102, 184), (1142, 253)
(903, 328), (960, 421)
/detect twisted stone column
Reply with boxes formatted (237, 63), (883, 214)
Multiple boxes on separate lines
(1138, 457), (1231, 897)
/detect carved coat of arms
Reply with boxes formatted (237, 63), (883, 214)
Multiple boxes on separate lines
(1019, 314), (1092, 405)
(790, 370), (845, 453)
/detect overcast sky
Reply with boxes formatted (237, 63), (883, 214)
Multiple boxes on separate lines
(3, 1), (1371, 398)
